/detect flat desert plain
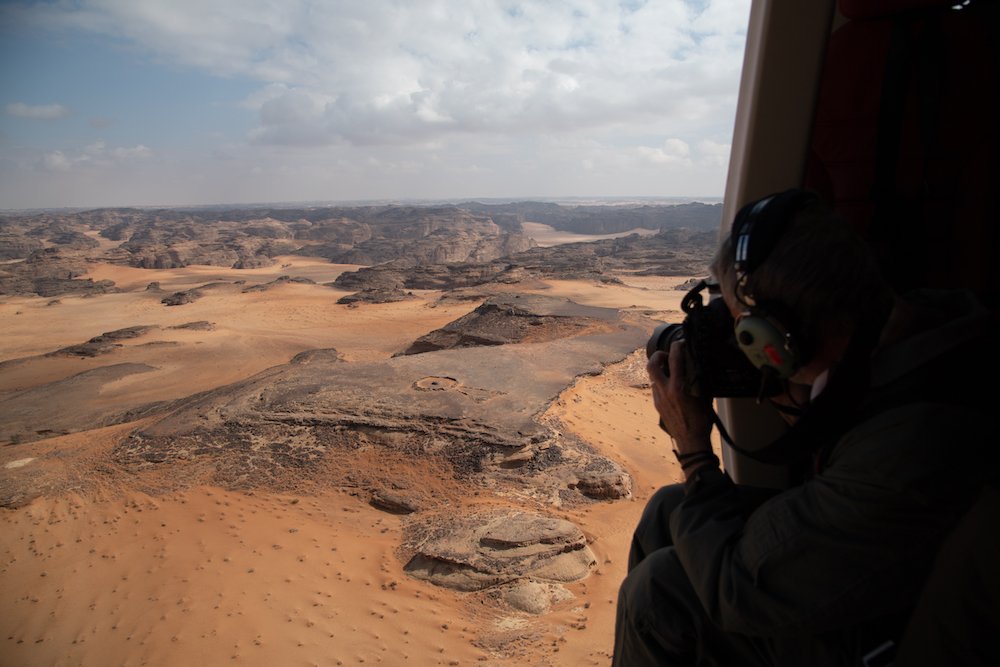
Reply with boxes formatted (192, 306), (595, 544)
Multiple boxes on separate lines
(0, 233), (709, 665)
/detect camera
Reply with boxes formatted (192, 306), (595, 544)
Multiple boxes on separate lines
(646, 280), (781, 398)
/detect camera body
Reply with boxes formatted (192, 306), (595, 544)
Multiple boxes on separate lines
(646, 281), (781, 398)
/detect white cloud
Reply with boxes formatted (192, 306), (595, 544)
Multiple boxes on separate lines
(38, 142), (152, 172)
(12, 0), (748, 149)
(638, 138), (693, 166)
(2, 0), (751, 204)
(42, 151), (73, 171)
(697, 138), (730, 168)
(6, 102), (70, 119)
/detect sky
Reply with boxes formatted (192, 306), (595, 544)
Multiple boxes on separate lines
(0, 0), (751, 209)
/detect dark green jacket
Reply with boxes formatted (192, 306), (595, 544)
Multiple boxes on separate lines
(670, 290), (995, 637)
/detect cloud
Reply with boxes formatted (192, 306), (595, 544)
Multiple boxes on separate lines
(38, 142), (152, 172)
(1, 0), (750, 204)
(697, 138), (730, 168)
(6, 102), (70, 119)
(638, 138), (693, 166)
(42, 150), (73, 171)
(11, 1), (748, 149)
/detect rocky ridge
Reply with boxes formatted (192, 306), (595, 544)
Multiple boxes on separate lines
(0, 202), (716, 297)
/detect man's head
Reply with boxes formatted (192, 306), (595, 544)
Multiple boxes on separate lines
(711, 190), (891, 382)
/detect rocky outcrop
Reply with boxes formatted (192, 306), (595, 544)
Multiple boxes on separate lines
(47, 325), (157, 357)
(0, 248), (118, 297)
(0, 202), (718, 296)
(0, 234), (44, 260)
(333, 229), (717, 294)
(167, 320), (215, 331)
(402, 509), (596, 593)
(398, 294), (623, 355)
(161, 289), (203, 306)
(109, 297), (646, 507)
(336, 288), (415, 305)
(240, 275), (316, 293)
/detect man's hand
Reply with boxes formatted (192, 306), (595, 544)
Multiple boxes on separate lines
(646, 341), (714, 456)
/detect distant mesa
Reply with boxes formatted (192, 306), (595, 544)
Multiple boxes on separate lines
(0, 201), (719, 297)
(332, 229), (717, 295)
(459, 200), (722, 236)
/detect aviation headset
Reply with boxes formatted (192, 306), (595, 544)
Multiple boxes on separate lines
(730, 189), (820, 380)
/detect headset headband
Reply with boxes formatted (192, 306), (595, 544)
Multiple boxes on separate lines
(731, 189), (817, 305)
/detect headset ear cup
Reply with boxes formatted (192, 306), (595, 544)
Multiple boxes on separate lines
(734, 313), (800, 379)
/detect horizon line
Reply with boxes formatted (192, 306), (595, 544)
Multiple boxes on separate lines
(1, 194), (725, 214)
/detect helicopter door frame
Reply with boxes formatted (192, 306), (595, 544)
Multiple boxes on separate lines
(718, 0), (836, 487)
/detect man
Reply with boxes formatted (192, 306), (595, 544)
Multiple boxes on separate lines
(613, 189), (995, 666)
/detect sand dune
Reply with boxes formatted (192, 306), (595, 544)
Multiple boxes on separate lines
(0, 255), (697, 665)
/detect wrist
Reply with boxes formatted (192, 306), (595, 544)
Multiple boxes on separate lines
(674, 449), (719, 473)
(670, 435), (713, 457)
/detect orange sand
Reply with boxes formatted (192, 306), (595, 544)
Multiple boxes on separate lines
(0, 255), (697, 666)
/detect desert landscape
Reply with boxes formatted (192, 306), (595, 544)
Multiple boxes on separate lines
(0, 201), (722, 666)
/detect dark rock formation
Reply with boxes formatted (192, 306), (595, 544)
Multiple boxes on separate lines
(0, 234), (44, 260)
(241, 275), (316, 293)
(161, 289), (203, 306)
(167, 321), (215, 331)
(336, 288), (415, 305)
(0, 248), (118, 297)
(47, 325), (158, 357)
(296, 207), (534, 266)
(369, 488), (422, 514)
(398, 294), (623, 355)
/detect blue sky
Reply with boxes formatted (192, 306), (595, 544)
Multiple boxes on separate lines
(0, 0), (750, 209)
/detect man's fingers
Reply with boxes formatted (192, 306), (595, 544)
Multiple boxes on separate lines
(646, 350), (669, 385)
(668, 339), (685, 377)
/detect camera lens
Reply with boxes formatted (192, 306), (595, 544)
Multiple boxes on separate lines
(646, 322), (684, 359)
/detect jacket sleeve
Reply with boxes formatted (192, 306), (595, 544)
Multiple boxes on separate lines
(669, 402), (986, 637)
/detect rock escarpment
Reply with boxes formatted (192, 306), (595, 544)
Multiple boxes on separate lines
(0, 202), (715, 297)
(99, 296), (648, 607)
(112, 297), (643, 503)
(333, 229), (717, 293)
(461, 200), (722, 235)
